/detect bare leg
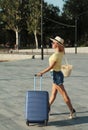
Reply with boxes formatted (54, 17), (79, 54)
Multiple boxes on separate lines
(49, 84), (58, 106)
(53, 83), (74, 113)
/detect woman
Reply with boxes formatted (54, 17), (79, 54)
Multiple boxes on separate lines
(37, 36), (76, 119)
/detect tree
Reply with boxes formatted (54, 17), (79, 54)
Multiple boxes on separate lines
(0, 0), (22, 49)
(26, 0), (41, 49)
(63, 0), (88, 46)
(63, 0), (88, 18)
(43, 2), (60, 46)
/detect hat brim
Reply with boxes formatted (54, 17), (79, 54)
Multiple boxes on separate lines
(50, 38), (64, 47)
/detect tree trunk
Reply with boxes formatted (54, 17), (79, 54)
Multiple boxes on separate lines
(34, 30), (38, 49)
(15, 30), (19, 50)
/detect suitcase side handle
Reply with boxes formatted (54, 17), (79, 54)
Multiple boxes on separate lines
(34, 75), (42, 91)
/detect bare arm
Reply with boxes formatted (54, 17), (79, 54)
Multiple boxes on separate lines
(37, 61), (56, 76)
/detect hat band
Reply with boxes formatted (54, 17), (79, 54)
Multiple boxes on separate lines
(54, 39), (63, 45)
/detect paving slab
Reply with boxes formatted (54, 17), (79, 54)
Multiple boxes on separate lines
(0, 53), (88, 130)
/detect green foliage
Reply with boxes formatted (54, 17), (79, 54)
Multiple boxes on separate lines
(0, 0), (88, 47)
(63, 0), (88, 46)
(26, 0), (41, 34)
(0, 0), (21, 31)
(63, 0), (88, 18)
(43, 2), (61, 42)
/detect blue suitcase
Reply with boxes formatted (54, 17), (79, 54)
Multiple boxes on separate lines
(25, 76), (49, 126)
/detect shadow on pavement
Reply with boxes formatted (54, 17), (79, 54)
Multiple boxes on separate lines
(49, 115), (88, 127)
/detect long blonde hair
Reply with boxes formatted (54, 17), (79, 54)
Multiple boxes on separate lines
(58, 44), (65, 53)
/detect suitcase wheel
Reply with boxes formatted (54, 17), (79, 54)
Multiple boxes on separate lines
(44, 120), (48, 126)
(26, 120), (29, 126)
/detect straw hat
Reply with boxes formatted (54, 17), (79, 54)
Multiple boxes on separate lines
(50, 36), (64, 46)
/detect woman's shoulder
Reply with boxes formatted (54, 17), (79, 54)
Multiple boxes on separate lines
(55, 52), (64, 55)
(51, 51), (64, 58)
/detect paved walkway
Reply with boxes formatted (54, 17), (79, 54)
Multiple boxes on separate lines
(0, 53), (88, 130)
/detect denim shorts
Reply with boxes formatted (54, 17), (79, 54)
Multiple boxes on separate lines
(50, 70), (64, 86)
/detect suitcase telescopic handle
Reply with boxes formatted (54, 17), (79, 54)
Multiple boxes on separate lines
(34, 75), (42, 91)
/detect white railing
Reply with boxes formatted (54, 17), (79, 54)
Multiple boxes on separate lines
(18, 47), (88, 54)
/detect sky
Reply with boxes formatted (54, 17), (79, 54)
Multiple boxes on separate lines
(44, 0), (64, 12)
